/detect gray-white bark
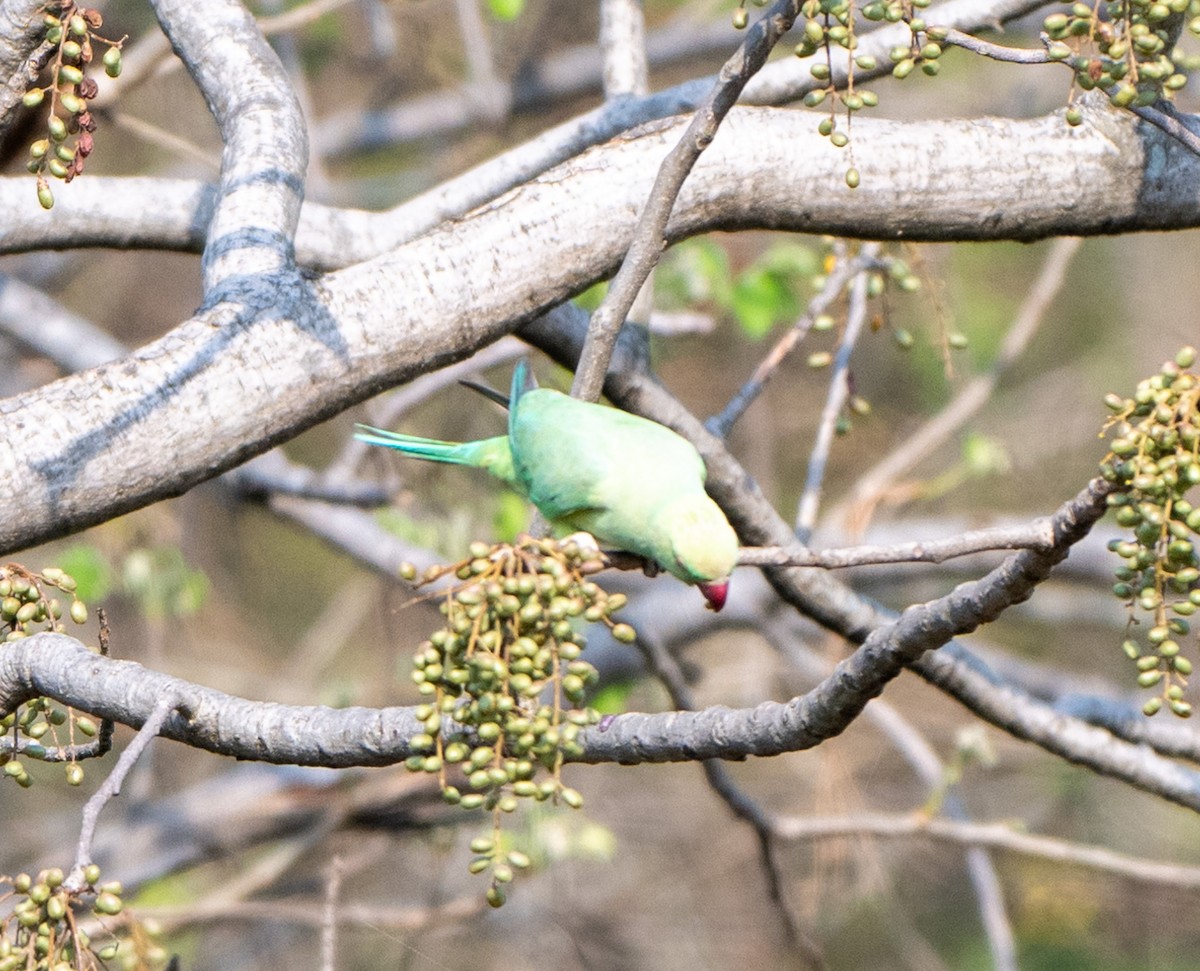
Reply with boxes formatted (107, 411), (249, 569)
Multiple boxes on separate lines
(1, 101), (1198, 555)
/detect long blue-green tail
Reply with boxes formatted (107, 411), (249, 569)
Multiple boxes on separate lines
(354, 424), (516, 484)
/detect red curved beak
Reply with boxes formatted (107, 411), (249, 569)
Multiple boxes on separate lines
(698, 579), (729, 612)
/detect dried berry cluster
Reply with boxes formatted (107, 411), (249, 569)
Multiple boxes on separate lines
(0, 865), (164, 971)
(1042, 0), (1199, 122)
(1101, 347), (1200, 716)
(23, 3), (123, 210)
(403, 536), (632, 906)
(0, 564), (96, 787)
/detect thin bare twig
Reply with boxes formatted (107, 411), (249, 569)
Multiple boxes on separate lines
(108, 111), (220, 171)
(453, 0), (508, 123)
(95, 0), (357, 108)
(320, 856), (344, 971)
(571, 0), (801, 403)
(833, 236), (1082, 533)
(934, 26), (1200, 164)
(68, 694), (176, 887)
(1131, 102), (1200, 159)
(707, 248), (878, 438)
(772, 811), (1200, 889)
(738, 519), (1055, 568)
(796, 243), (879, 539)
(600, 0), (650, 100)
(939, 27), (1053, 63)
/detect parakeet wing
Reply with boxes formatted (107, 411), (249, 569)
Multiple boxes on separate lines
(507, 386), (708, 528)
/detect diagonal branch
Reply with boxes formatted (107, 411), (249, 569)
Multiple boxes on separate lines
(829, 235), (1083, 531)
(795, 244), (878, 539)
(0, 482), (1115, 776)
(68, 694), (176, 887)
(571, 0), (802, 402)
(522, 307), (1200, 812)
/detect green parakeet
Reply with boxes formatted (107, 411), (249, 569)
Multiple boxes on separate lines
(355, 363), (739, 609)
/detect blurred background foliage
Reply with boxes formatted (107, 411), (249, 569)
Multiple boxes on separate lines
(3, 0), (1200, 968)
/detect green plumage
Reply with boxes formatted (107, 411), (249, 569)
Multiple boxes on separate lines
(356, 363), (739, 604)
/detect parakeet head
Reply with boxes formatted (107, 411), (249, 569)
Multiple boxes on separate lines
(662, 494), (739, 611)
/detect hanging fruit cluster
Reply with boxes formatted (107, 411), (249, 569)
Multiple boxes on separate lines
(1042, 0), (1200, 123)
(22, 3), (124, 209)
(0, 865), (166, 971)
(402, 536), (632, 906)
(0, 564), (98, 787)
(1101, 347), (1200, 716)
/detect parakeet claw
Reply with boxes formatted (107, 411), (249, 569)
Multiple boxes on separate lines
(604, 551), (659, 576)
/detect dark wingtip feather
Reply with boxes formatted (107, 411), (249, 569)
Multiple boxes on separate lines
(458, 379), (511, 409)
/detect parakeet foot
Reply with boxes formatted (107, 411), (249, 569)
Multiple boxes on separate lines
(603, 551), (660, 577)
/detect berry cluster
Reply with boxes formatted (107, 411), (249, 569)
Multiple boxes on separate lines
(22, 3), (123, 210)
(403, 536), (631, 906)
(0, 866), (163, 971)
(1101, 347), (1200, 716)
(1042, 0), (1198, 123)
(0, 564), (97, 786)
(734, 0), (942, 186)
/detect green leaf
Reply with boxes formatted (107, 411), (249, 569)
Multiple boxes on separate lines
(493, 492), (530, 542)
(731, 267), (794, 339)
(57, 545), (111, 601)
(658, 238), (733, 309)
(486, 0), (524, 21)
(758, 240), (819, 278)
(573, 280), (608, 312)
(121, 547), (209, 620)
(589, 679), (634, 715)
(961, 433), (1011, 477)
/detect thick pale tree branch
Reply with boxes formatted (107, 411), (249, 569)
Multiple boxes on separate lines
(149, 0), (307, 292)
(0, 99), (1196, 269)
(0, 273), (126, 371)
(0, 634), (425, 767)
(0, 481), (1112, 773)
(0, 0), (52, 147)
(2, 103), (1198, 555)
(600, 0), (649, 100)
